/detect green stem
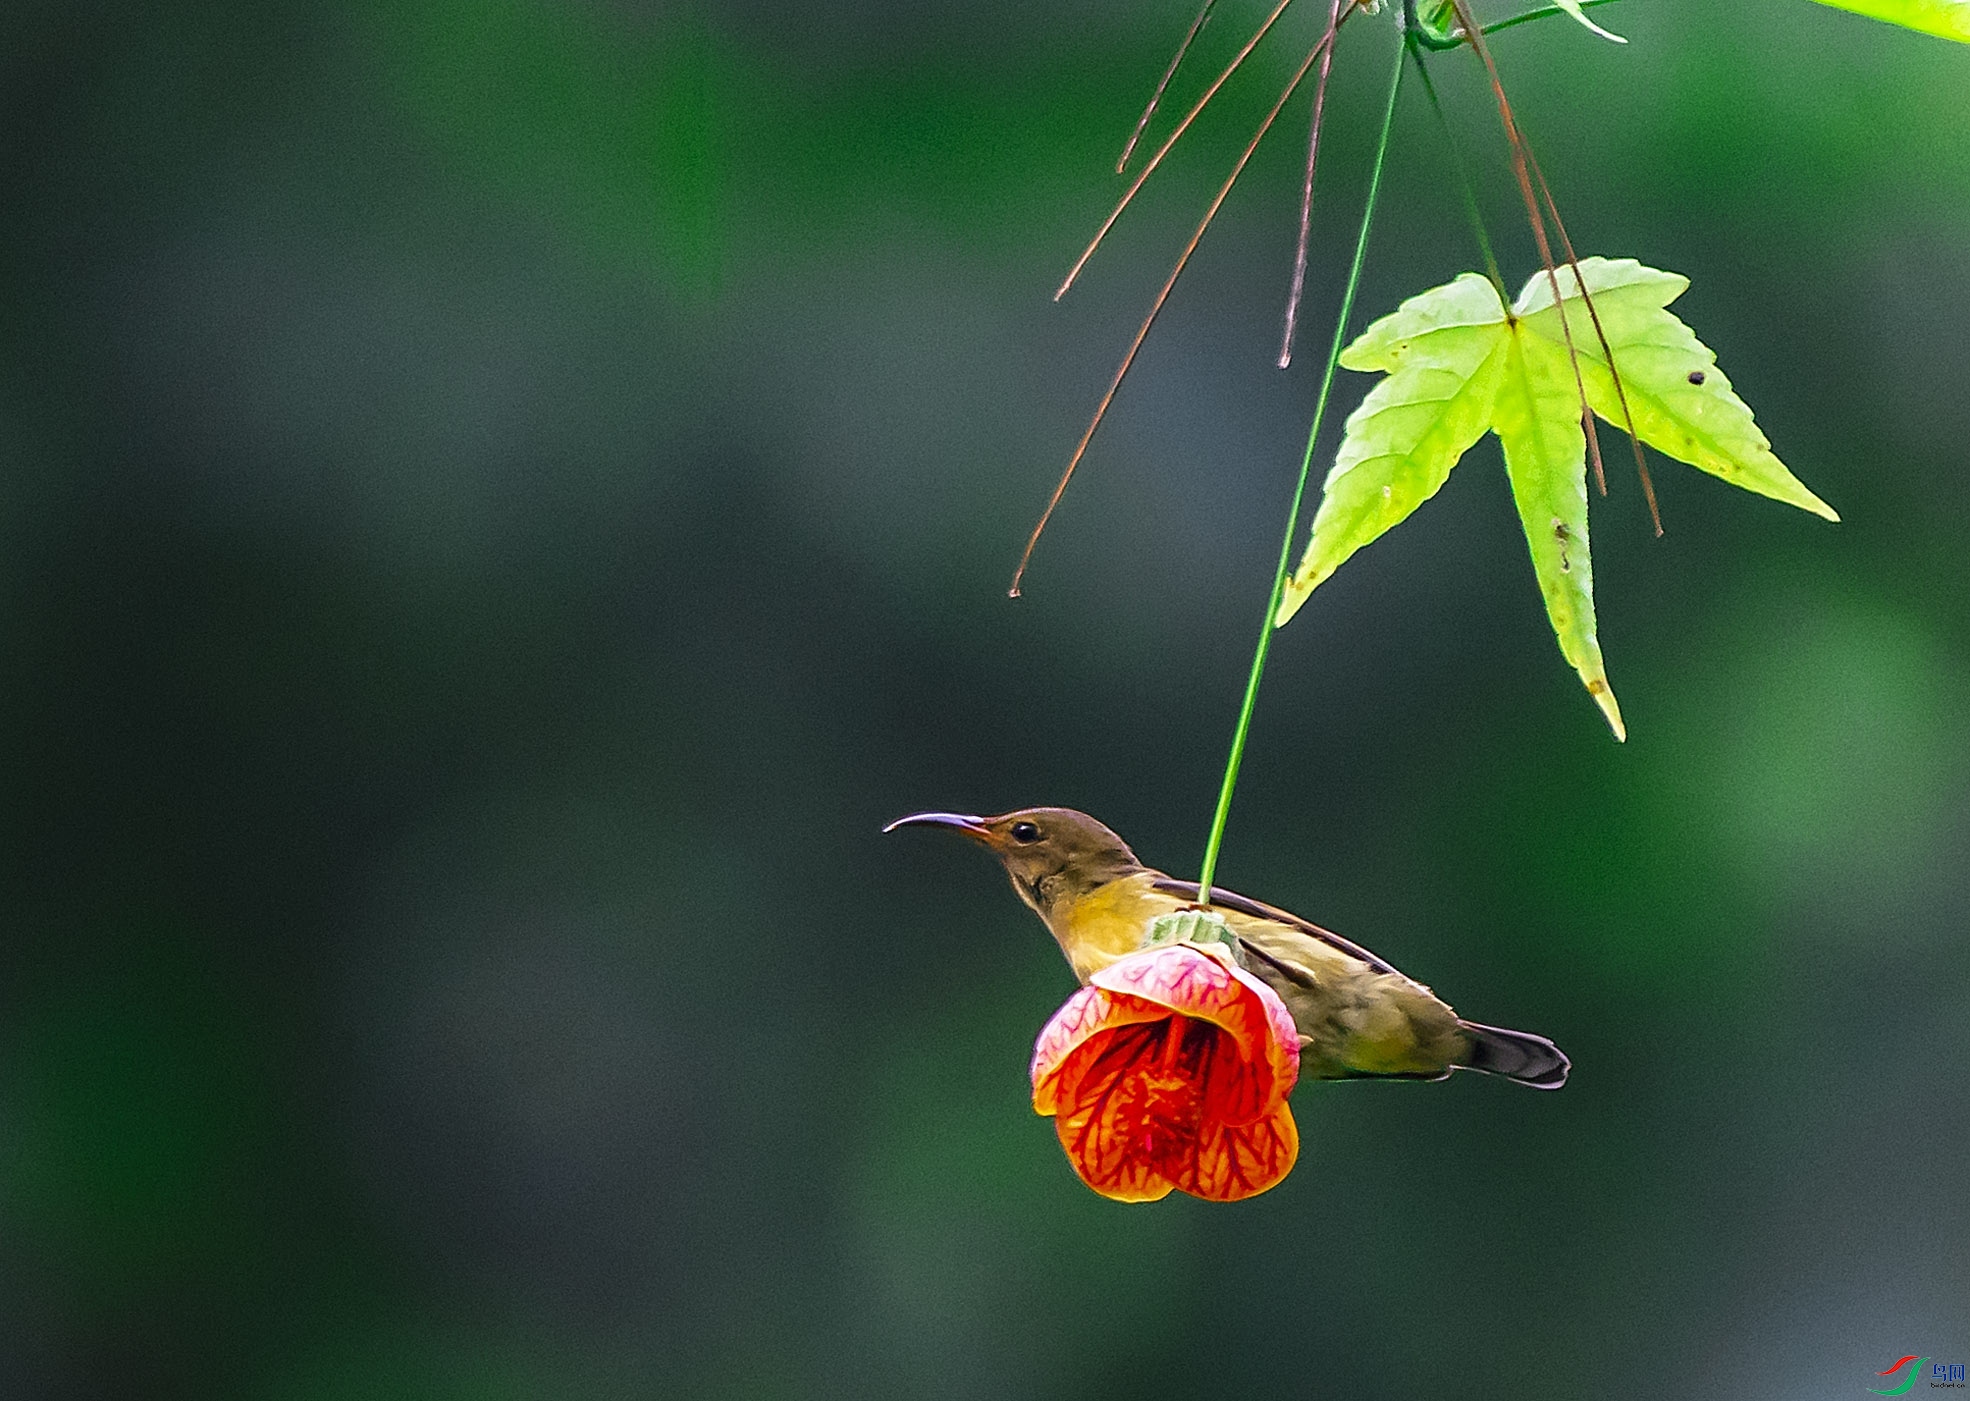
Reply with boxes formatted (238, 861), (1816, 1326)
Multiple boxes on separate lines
(1483, 0), (1625, 39)
(1409, 0), (1627, 50)
(1408, 38), (1505, 298)
(1196, 36), (1407, 903)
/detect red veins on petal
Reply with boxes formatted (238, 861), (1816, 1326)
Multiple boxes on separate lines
(1184, 1104), (1298, 1202)
(1030, 943), (1302, 1203)
(1089, 941), (1301, 1107)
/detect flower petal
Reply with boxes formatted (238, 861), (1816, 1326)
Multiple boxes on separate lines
(1038, 1018), (1164, 1124)
(1179, 1103), (1300, 1202)
(1088, 944), (1299, 1111)
(1195, 1016), (1268, 1126)
(1049, 1019), (1198, 1202)
(1030, 985), (1165, 1114)
(1031, 944), (1309, 1202)
(1055, 1109), (1178, 1203)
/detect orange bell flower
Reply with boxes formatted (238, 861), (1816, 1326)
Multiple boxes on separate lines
(1030, 940), (1301, 1202)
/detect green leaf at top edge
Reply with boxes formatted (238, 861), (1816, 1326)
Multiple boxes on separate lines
(1807, 0), (1970, 41)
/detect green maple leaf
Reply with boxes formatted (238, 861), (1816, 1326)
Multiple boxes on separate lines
(1274, 258), (1837, 741)
(1808, 0), (1970, 41)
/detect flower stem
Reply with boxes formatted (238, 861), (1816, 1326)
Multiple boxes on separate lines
(1407, 37), (1504, 298)
(1196, 33), (1407, 904)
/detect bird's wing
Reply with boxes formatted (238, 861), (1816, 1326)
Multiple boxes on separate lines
(1149, 878), (1400, 976)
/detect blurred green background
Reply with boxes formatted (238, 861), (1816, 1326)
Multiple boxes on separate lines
(2, 0), (1965, 1396)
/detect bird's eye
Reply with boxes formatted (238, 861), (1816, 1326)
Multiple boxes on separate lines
(1010, 821), (1042, 844)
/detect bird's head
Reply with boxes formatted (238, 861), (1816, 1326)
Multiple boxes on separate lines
(884, 806), (1143, 913)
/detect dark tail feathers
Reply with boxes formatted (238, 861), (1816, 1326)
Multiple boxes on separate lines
(1456, 1021), (1569, 1089)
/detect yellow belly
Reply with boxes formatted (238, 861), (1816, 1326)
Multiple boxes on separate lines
(1042, 872), (1188, 981)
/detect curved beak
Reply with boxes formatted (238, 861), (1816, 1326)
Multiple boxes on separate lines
(883, 810), (991, 841)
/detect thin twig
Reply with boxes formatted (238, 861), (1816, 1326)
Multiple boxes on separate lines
(1056, 0), (1300, 302)
(1012, 23), (1345, 596)
(1278, 0), (1348, 368)
(1118, 0), (1219, 174)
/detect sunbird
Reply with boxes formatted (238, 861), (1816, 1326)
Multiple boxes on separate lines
(887, 806), (1568, 1088)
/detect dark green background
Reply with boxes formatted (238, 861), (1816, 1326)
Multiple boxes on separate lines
(2, 0), (1965, 1396)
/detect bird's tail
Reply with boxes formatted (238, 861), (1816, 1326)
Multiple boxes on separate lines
(1455, 1021), (1570, 1089)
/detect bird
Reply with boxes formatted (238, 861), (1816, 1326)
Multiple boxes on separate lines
(886, 806), (1568, 1088)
